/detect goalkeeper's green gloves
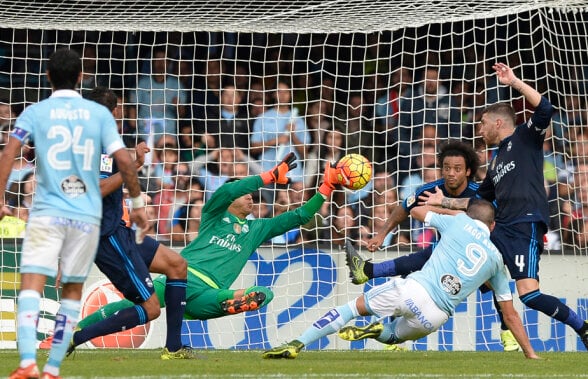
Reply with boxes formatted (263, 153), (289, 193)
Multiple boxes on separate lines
(260, 152), (298, 185)
(318, 163), (349, 197)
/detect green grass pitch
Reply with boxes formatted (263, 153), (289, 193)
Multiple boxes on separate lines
(1, 349), (587, 378)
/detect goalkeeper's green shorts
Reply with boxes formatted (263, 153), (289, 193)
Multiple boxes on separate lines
(153, 274), (274, 320)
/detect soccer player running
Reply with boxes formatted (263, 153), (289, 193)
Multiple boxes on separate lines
(0, 49), (146, 379)
(422, 62), (588, 349)
(52, 87), (192, 360)
(348, 140), (520, 351)
(262, 200), (539, 359)
(62, 152), (347, 340)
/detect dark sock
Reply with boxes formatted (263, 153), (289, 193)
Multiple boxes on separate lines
(363, 261), (374, 278)
(493, 294), (508, 331)
(520, 290), (584, 332)
(164, 278), (187, 352)
(73, 305), (147, 346)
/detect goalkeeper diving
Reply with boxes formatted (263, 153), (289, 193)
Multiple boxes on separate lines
(67, 152), (347, 350)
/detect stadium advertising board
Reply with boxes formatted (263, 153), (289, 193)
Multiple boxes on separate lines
(1, 245), (586, 351)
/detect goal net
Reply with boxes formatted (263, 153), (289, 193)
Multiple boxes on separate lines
(0, 0), (587, 352)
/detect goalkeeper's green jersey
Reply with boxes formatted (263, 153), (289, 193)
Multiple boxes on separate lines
(181, 175), (325, 289)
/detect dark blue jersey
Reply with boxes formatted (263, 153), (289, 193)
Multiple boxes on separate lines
(99, 153), (125, 237)
(403, 178), (479, 212)
(476, 96), (553, 226)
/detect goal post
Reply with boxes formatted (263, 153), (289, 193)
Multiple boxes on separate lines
(1, 1), (588, 351)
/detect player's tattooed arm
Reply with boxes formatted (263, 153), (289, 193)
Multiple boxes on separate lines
(418, 186), (469, 210)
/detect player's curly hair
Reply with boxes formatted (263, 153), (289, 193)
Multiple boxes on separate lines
(438, 140), (480, 180)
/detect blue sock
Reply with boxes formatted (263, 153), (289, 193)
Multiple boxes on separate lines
(373, 249), (434, 279)
(392, 248), (433, 277)
(16, 290), (41, 366)
(73, 304), (147, 346)
(298, 301), (359, 346)
(520, 290), (584, 331)
(372, 260), (397, 278)
(164, 278), (187, 352)
(44, 299), (80, 376)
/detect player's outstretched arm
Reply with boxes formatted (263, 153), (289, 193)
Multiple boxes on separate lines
(499, 300), (540, 359)
(493, 63), (541, 108)
(366, 204), (408, 251)
(419, 186), (470, 210)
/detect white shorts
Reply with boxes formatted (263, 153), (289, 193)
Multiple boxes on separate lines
(20, 216), (100, 283)
(364, 277), (449, 342)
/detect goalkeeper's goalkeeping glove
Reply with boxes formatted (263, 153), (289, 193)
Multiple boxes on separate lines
(319, 163), (350, 197)
(260, 152), (298, 185)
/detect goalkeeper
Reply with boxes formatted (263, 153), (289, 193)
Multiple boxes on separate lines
(67, 152), (346, 348)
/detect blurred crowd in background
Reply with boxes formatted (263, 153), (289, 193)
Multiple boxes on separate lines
(1, 31), (588, 252)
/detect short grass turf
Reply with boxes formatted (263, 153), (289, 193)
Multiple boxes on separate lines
(1, 349), (587, 378)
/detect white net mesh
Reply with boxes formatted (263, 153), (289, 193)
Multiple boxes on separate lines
(1, 0), (588, 351)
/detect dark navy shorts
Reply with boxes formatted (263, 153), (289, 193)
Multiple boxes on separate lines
(95, 226), (160, 304)
(490, 222), (546, 281)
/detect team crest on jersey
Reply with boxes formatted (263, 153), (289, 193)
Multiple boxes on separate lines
(440, 274), (462, 295)
(61, 175), (87, 197)
(233, 223), (242, 234)
(507, 141), (512, 151)
(406, 193), (416, 207)
(100, 154), (113, 173)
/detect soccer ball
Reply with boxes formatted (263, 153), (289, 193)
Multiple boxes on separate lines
(336, 153), (372, 190)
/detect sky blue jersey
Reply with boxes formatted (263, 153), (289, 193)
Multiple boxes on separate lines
(409, 212), (512, 315)
(12, 90), (125, 225)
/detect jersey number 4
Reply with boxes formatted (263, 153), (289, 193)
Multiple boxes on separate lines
(515, 254), (526, 273)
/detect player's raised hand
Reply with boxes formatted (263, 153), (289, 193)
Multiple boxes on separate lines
(134, 141), (150, 169)
(261, 152), (297, 185)
(366, 233), (385, 252)
(418, 186), (444, 206)
(493, 63), (516, 86)
(318, 163), (349, 197)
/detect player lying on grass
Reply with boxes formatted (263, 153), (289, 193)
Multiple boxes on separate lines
(347, 140), (520, 351)
(65, 152), (348, 352)
(262, 199), (539, 359)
